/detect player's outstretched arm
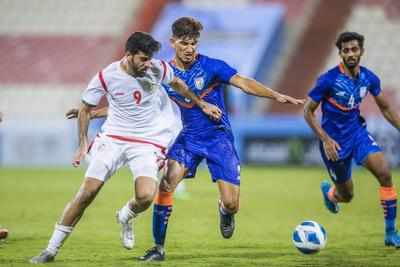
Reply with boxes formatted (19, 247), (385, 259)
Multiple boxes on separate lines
(374, 92), (400, 131)
(304, 97), (340, 161)
(66, 107), (108, 120)
(229, 74), (305, 105)
(169, 76), (222, 121)
(72, 101), (92, 167)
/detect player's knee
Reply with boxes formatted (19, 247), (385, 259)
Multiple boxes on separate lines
(135, 192), (154, 209)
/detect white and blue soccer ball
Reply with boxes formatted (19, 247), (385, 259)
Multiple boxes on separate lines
(292, 220), (327, 254)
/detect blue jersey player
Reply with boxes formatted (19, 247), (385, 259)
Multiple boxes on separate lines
(304, 32), (400, 247)
(139, 17), (304, 261)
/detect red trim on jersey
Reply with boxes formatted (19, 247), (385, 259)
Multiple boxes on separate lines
(106, 134), (166, 153)
(160, 60), (167, 81)
(327, 97), (353, 112)
(338, 63), (346, 74)
(338, 63), (360, 77)
(172, 82), (220, 108)
(98, 71), (108, 92)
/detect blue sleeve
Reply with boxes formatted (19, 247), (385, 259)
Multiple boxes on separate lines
(368, 72), (381, 96)
(213, 59), (237, 84)
(308, 74), (331, 103)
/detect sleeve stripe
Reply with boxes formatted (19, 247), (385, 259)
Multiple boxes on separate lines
(98, 71), (108, 92)
(160, 60), (167, 81)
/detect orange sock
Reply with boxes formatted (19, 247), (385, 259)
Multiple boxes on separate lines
(154, 191), (174, 206)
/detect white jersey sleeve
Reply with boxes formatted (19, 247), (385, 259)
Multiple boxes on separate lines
(81, 72), (107, 106)
(152, 59), (174, 85)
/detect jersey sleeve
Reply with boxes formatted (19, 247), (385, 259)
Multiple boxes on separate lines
(368, 71), (382, 96)
(213, 59), (238, 84)
(308, 74), (331, 103)
(81, 72), (107, 106)
(155, 60), (174, 85)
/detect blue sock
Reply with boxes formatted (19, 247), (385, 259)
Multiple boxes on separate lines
(381, 199), (397, 233)
(380, 186), (397, 234)
(152, 204), (172, 246)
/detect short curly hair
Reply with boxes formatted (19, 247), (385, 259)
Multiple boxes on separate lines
(125, 32), (161, 57)
(336, 31), (364, 50)
(172, 17), (203, 39)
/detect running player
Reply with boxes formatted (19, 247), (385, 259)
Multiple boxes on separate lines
(304, 32), (400, 247)
(139, 17), (304, 261)
(30, 32), (222, 264)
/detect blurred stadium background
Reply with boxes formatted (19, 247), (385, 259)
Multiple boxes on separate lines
(1, 0), (400, 167)
(2, 1), (400, 266)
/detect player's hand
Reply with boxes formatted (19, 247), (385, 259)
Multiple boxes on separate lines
(72, 142), (88, 167)
(200, 102), (222, 121)
(66, 108), (79, 119)
(322, 137), (341, 162)
(275, 94), (305, 105)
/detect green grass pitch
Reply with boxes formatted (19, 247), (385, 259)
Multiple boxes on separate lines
(1, 166), (400, 266)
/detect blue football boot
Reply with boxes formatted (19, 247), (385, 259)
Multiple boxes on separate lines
(320, 180), (339, 214)
(385, 231), (400, 248)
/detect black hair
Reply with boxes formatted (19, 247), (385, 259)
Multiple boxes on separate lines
(336, 32), (364, 50)
(125, 32), (161, 57)
(172, 17), (203, 39)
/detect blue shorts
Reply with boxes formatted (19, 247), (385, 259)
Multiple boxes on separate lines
(167, 128), (241, 186)
(320, 127), (381, 184)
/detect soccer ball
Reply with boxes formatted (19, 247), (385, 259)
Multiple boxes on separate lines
(292, 220), (327, 254)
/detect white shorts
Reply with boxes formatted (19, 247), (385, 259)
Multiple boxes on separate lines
(85, 134), (166, 182)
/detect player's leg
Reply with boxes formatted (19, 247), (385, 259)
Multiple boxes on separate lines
(320, 142), (353, 213)
(139, 159), (188, 262)
(117, 176), (158, 249)
(30, 177), (104, 264)
(217, 180), (240, 238)
(363, 152), (400, 247)
(206, 131), (241, 239)
(31, 134), (119, 263)
(117, 144), (162, 250)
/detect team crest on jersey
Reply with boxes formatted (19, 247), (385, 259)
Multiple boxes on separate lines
(359, 86), (367, 98)
(194, 77), (204, 90)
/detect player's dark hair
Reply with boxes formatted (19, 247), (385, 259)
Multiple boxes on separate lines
(125, 32), (161, 57)
(335, 32), (364, 50)
(172, 17), (203, 39)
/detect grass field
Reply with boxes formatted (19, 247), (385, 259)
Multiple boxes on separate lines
(1, 166), (400, 267)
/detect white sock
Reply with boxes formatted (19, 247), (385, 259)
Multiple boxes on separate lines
(118, 202), (136, 223)
(46, 224), (73, 255)
(156, 244), (165, 254)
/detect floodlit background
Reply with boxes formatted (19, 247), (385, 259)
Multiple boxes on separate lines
(1, 1), (400, 266)
(1, 0), (399, 167)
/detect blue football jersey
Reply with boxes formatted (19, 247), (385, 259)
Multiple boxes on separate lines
(308, 64), (381, 142)
(163, 54), (237, 135)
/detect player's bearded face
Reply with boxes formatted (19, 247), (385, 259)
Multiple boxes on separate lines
(172, 37), (199, 64)
(127, 51), (152, 77)
(339, 40), (363, 69)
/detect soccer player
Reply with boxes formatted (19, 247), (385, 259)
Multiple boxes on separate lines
(304, 32), (400, 247)
(30, 32), (222, 264)
(139, 17), (305, 261)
